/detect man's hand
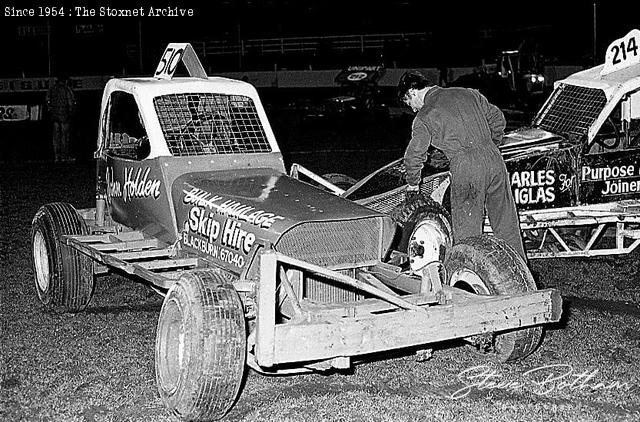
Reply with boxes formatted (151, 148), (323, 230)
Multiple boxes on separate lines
(405, 184), (420, 201)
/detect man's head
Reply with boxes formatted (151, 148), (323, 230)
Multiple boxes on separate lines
(397, 71), (432, 112)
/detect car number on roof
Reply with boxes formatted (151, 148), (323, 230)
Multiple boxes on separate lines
(154, 43), (207, 79)
(601, 29), (640, 76)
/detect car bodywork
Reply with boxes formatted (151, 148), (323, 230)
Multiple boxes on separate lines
(82, 46), (398, 297)
(34, 43), (562, 420)
(331, 29), (640, 259)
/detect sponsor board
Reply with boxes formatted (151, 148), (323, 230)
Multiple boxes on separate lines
(506, 144), (581, 210)
(180, 187), (285, 269)
(346, 72), (368, 82)
(581, 164), (640, 196)
(508, 148), (640, 209)
(0, 76), (110, 93)
(335, 65), (385, 85)
(511, 170), (556, 205)
(0, 105), (41, 121)
(106, 166), (162, 202)
(183, 187), (284, 229)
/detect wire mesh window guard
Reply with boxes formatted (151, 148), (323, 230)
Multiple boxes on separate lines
(153, 93), (271, 156)
(533, 83), (607, 140)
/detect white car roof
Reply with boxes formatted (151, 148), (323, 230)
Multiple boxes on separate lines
(99, 76), (278, 158)
(97, 43), (281, 158)
(552, 29), (640, 144)
(106, 75), (260, 99)
(560, 62), (640, 98)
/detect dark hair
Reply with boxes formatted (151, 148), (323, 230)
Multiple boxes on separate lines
(397, 71), (431, 102)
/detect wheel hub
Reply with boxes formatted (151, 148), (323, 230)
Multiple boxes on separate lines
(158, 297), (186, 394)
(408, 220), (449, 273)
(450, 268), (491, 295)
(33, 230), (50, 292)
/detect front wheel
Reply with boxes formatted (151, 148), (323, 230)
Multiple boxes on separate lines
(390, 194), (452, 259)
(31, 202), (94, 312)
(156, 270), (246, 421)
(445, 235), (542, 362)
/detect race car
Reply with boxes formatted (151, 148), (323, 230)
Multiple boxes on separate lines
(302, 29), (640, 260)
(31, 43), (561, 421)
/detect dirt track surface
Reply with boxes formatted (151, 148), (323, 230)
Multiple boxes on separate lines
(2, 131), (640, 421)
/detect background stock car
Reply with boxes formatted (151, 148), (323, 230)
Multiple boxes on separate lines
(323, 29), (640, 260)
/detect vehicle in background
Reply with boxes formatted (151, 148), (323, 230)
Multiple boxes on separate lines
(295, 65), (390, 121)
(495, 49), (545, 107)
(310, 29), (640, 260)
(453, 49), (545, 109)
(326, 65), (388, 117)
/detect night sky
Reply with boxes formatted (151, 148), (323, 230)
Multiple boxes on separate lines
(0, 1), (636, 77)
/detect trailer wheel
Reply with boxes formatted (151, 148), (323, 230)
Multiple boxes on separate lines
(31, 202), (93, 312)
(156, 270), (246, 421)
(444, 235), (542, 362)
(390, 194), (452, 255)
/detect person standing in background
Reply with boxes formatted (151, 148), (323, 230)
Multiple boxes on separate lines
(46, 74), (76, 162)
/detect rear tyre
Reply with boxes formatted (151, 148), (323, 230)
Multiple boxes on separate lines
(444, 235), (542, 362)
(31, 202), (93, 312)
(156, 270), (246, 421)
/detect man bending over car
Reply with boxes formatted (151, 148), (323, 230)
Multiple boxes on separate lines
(398, 70), (526, 259)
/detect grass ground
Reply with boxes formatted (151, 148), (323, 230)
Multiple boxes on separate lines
(2, 112), (640, 422)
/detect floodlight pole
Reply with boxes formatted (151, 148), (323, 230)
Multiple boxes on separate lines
(592, 1), (597, 65)
(47, 18), (51, 76)
(138, 20), (144, 74)
(237, 23), (242, 71)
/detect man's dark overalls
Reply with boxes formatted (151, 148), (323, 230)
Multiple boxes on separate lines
(403, 86), (526, 259)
